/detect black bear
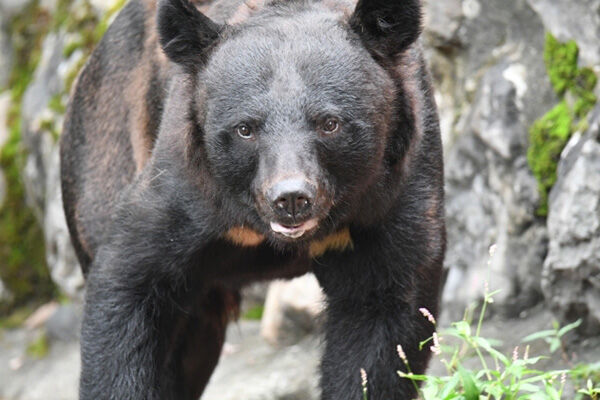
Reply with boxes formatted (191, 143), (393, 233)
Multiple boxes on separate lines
(60, 0), (445, 399)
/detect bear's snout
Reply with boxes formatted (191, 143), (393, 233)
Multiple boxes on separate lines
(267, 178), (316, 223)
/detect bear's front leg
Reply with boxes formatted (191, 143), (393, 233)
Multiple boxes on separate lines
(314, 218), (444, 400)
(79, 169), (221, 400)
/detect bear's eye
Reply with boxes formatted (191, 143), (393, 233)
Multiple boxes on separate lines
(321, 118), (340, 135)
(236, 123), (254, 139)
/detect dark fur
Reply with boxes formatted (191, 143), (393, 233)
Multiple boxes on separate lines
(60, 0), (445, 399)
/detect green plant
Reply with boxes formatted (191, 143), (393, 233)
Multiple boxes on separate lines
(578, 379), (600, 400)
(391, 284), (596, 400)
(522, 319), (581, 355)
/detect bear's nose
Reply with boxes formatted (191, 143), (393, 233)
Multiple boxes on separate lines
(268, 179), (315, 221)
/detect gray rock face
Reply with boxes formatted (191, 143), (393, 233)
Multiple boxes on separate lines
(543, 108), (600, 336)
(22, 33), (65, 219)
(20, 32), (84, 298)
(428, 0), (555, 317)
(0, 89), (10, 302)
(0, 18), (12, 90)
(526, 0), (600, 67)
(261, 274), (324, 346)
(0, 0), (28, 17)
(0, 91), (9, 207)
(203, 321), (320, 400)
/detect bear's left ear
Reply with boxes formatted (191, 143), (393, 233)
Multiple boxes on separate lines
(157, 0), (224, 70)
(349, 0), (422, 59)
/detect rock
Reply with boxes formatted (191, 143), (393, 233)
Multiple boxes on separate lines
(44, 146), (84, 299)
(526, 0), (600, 67)
(0, 320), (320, 400)
(21, 33), (65, 219)
(89, 0), (118, 14)
(424, 0), (463, 49)
(543, 108), (600, 335)
(0, 92), (9, 207)
(433, 0), (557, 317)
(0, 18), (12, 89)
(203, 321), (320, 400)
(261, 274), (324, 346)
(0, 0), (28, 19)
(0, 278), (12, 303)
(45, 303), (82, 342)
(19, 30), (84, 299)
(0, 328), (80, 400)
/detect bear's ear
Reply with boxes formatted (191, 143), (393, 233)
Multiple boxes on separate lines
(157, 0), (224, 70)
(349, 0), (422, 59)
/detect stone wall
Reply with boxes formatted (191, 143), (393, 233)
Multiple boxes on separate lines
(425, 0), (600, 334)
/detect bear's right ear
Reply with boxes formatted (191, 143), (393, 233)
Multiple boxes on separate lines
(157, 0), (223, 70)
(349, 0), (422, 59)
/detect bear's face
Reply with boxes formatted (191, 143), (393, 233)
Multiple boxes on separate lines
(157, 0), (423, 243)
(199, 11), (394, 242)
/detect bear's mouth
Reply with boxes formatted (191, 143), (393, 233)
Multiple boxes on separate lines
(269, 218), (319, 239)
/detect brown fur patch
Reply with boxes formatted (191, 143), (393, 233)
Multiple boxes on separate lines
(225, 226), (266, 246)
(309, 227), (353, 258)
(395, 47), (425, 176)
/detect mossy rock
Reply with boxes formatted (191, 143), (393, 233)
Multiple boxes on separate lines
(528, 34), (598, 217)
(1, 0), (128, 315)
(0, 0), (56, 315)
(527, 101), (572, 216)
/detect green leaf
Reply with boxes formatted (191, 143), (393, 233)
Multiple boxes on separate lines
(549, 339), (560, 353)
(475, 337), (509, 365)
(453, 321), (472, 338)
(520, 383), (543, 392)
(522, 330), (556, 342)
(439, 374), (460, 399)
(458, 366), (479, 400)
(557, 319), (582, 337)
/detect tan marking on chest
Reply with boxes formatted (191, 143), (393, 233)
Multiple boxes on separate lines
(309, 228), (353, 258)
(225, 226), (266, 246)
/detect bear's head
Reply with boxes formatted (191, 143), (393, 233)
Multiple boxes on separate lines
(157, 0), (422, 245)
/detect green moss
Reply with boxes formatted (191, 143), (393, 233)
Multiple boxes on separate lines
(528, 34), (598, 216)
(242, 305), (265, 320)
(573, 67), (598, 117)
(544, 34), (579, 96)
(527, 101), (572, 216)
(27, 331), (50, 358)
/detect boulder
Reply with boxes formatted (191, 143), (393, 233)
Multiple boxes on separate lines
(261, 273), (324, 346)
(20, 31), (84, 298)
(0, 18), (12, 90)
(543, 107), (600, 335)
(526, 0), (600, 67)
